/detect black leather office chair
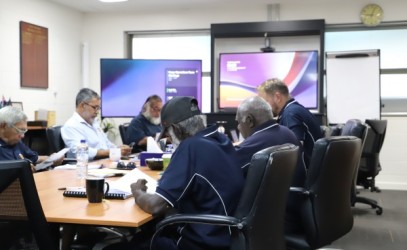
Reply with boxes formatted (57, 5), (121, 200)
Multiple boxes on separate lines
(46, 125), (76, 164)
(339, 119), (383, 215)
(119, 123), (130, 145)
(358, 119), (387, 192)
(286, 136), (361, 250)
(46, 125), (65, 154)
(152, 144), (299, 250)
(0, 160), (59, 249)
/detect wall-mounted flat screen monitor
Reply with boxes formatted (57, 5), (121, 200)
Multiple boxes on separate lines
(101, 59), (202, 117)
(218, 51), (318, 110)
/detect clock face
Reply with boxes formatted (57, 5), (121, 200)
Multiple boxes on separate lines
(360, 4), (384, 26)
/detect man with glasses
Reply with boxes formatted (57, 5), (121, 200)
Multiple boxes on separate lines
(126, 95), (163, 152)
(62, 88), (131, 160)
(0, 106), (64, 169)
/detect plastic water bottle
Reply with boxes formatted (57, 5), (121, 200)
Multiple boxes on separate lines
(76, 139), (89, 180)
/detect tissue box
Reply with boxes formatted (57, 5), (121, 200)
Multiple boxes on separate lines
(139, 152), (164, 166)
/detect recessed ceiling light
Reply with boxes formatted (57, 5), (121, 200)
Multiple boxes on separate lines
(99, 0), (128, 3)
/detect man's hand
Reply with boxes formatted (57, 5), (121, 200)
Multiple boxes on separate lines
(51, 153), (64, 166)
(130, 179), (169, 216)
(131, 179), (148, 198)
(120, 145), (132, 156)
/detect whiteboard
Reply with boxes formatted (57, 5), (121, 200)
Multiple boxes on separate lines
(326, 50), (380, 124)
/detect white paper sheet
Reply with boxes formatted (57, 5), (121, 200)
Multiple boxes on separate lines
(147, 136), (163, 153)
(53, 163), (102, 170)
(108, 168), (157, 194)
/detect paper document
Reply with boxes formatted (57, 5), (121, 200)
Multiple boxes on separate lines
(53, 163), (102, 170)
(147, 136), (163, 153)
(88, 168), (129, 178)
(46, 148), (70, 162)
(108, 168), (157, 194)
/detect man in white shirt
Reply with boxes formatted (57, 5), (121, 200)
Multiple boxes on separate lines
(62, 88), (131, 160)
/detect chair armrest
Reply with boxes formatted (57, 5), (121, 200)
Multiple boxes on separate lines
(290, 186), (306, 193)
(289, 187), (313, 197)
(156, 214), (242, 231)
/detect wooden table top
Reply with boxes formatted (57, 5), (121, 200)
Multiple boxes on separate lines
(34, 165), (161, 227)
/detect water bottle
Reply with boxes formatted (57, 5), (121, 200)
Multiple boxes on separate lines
(76, 139), (89, 180)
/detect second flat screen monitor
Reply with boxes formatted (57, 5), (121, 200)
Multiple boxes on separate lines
(218, 51), (318, 110)
(101, 59), (202, 117)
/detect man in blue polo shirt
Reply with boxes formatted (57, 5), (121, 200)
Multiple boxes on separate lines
(235, 96), (306, 233)
(126, 95), (163, 152)
(258, 78), (322, 168)
(128, 96), (244, 250)
(0, 106), (63, 168)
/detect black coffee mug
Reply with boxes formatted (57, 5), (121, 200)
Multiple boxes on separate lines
(86, 177), (109, 203)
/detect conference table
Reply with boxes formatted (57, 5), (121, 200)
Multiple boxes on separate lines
(34, 163), (161, 228)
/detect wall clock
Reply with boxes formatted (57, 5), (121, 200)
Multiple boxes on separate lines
(360, 4), (384, 27)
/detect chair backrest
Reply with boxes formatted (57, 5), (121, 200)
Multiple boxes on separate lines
(0, 160), (58, 249)
(340, 119), (367, 140)
(339, 119), (368, 201)
(233, 144), (299, 250)
(46, 125), (65, 153)
(359, 119), (387, 176)
(302, 136), (361, 249)
(119, 123), (130, 144)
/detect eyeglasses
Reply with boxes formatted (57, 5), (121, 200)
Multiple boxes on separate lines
(84, 102), (101, 111)
(11, 124), (28, 135)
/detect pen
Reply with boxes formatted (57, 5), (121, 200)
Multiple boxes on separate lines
(19, 153), (33, 164)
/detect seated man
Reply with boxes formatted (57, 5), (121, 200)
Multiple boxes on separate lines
(61, 88), (131, 160)
(126, 95), (163, 153)
(257, 78), (322, 168)
(0, 106), (63, 168)
(0, 106), (63, 248)
(234, 96), (306, 233)
(128, 97), (245, 250)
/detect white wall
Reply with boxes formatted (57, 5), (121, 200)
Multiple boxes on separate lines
(1, 0), (406, 190)
(0, 0), (83, 124)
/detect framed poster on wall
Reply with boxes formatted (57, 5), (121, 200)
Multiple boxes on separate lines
(20, 21), (48, 89)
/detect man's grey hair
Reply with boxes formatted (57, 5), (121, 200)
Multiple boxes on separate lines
(0, 106), (27, 126)
(76, 88), (100, 107)
(257, 78), (291, 97)
(237, 96), (273, 123)
(174, 114), (207, 140)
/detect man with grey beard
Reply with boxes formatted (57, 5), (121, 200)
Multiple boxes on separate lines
(126, 95), (163, 152)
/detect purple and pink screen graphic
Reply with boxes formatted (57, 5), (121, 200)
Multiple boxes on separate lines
(219, 51), (318, 109)
(101, 59), (202, 117)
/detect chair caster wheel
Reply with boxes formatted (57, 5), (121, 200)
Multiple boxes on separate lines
(376, 208), (383, 215)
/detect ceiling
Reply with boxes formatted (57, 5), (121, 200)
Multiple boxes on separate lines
(46, 0), (281, 13)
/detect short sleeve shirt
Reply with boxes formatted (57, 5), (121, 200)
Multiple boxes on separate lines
(155, 125), (244, 249)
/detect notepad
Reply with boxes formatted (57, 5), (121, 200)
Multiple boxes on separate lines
(63, 187), (132, 200)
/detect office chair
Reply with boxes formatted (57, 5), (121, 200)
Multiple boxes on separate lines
(339, 119), (383, 215)
(152, 144), (299, 250)
(46, 125), (64, 153)
(286, 136), (361, 250)
(358, 119), (387, 193)
(46, 125), (76, 164)
(119, 123), (130, 145)
(351, 119), (386, 215)
(0, 160), (59, 249)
